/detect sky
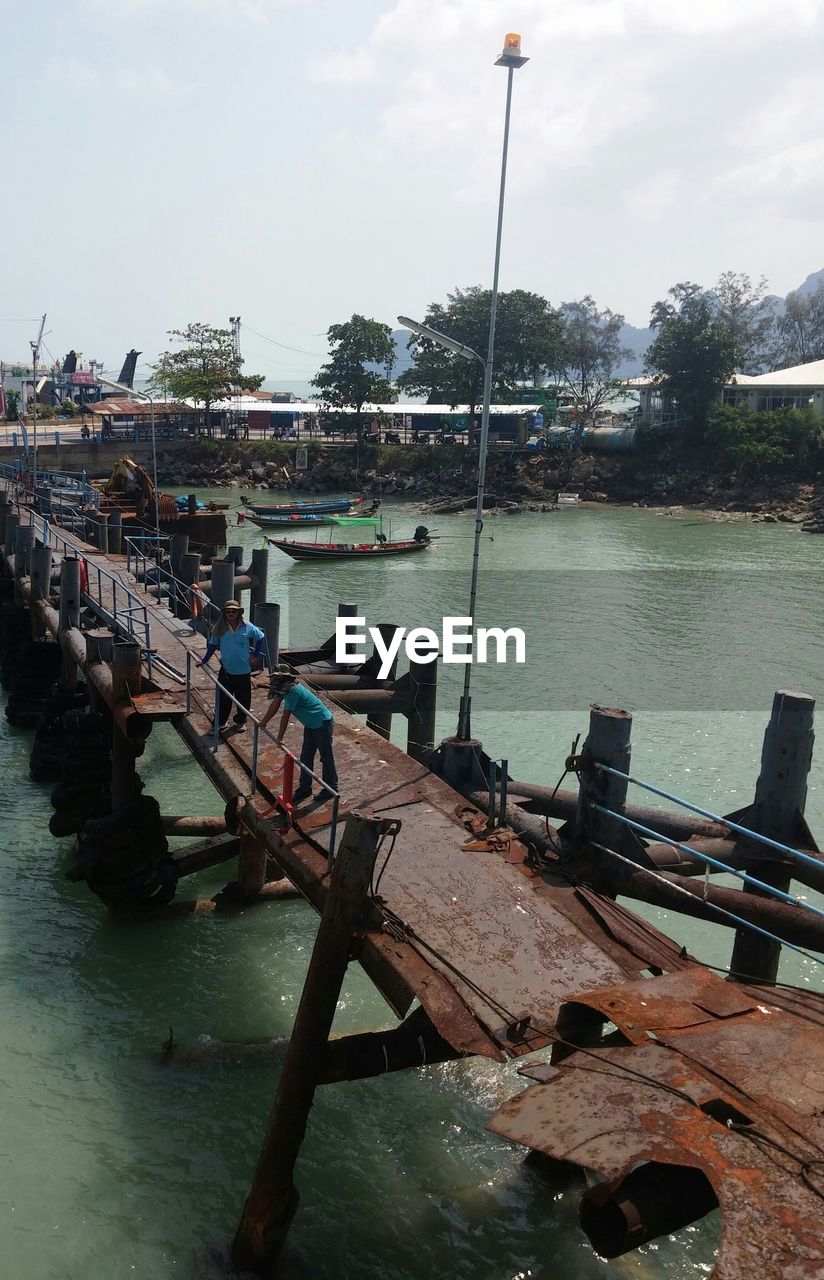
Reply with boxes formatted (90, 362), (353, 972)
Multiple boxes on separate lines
(3, 0), (824, 382)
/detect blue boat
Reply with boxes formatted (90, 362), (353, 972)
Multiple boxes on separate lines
(240, 496), (356, 517)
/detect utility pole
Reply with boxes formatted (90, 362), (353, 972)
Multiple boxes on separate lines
(30, 313), (46, 494)
(230, 315), (241, 436)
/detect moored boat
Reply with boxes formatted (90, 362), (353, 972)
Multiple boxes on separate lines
(265, 533), (432, 562)
(240, 496), (358, 516)
(247, 512), (336, 529)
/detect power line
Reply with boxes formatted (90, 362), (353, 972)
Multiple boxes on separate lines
(242, 322), (327, 358)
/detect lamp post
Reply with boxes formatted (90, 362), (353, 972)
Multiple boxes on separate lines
(29, 313), (46, 496)
(400, 32), (528, 742)
(100, 377), (160, 544)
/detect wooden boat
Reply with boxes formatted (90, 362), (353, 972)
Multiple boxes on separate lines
(265, 536), (432, 562)
(247, 512), (336, 529)
(240, 496), (357, 516)
(557, 492), (580, 506)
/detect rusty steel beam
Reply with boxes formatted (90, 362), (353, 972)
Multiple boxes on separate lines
(504, 781), (728, 842)
(162, 815), (227, 837)
(646, 839), (824, 897)
(618, 864), (824, 954)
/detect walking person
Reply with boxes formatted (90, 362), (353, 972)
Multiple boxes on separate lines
(197, 600), (266, 732)
(261, 670), (338, 803)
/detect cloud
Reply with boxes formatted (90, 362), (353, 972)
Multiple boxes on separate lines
(308, 46), (376, 86)
(624, 170), (681, 223)
(75, 0), (309, 24)
(713, 141), (824, 218)
(42, 55), (193, 97)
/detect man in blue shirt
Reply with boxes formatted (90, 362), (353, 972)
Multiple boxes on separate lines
(198, 600), (266, 732)
(261, 670), (338, 803)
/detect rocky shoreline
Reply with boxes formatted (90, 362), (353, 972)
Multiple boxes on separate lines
(155, 442), (824, 531)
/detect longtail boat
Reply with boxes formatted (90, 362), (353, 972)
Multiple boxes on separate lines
(265, 535), (432, 562)
(240, 496), (357, 516)
(247, 512), (336, 529)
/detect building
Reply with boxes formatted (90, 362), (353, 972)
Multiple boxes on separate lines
(627, 358), (824, 425)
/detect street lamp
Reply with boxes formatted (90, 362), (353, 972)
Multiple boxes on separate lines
(100, 377), (160, 544)
(399, 31), (528, 742)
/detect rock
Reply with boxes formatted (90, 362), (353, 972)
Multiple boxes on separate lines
(762, 513), (778, 523)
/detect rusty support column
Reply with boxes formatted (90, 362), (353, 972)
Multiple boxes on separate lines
(574, 706), (632, 867)
(0, 500), (11, 545)
(111, 639), (143, 810)
(85, 628), (114, 714)
(249, 547), (269, 612)
(730, 690), (815, 984)
(14, 524), (34, 600)
(107, 510), (123, 555)
(406, 653), (438, 763)
(209, 558), (235, 614)
(232, 811), (389, 1274)
(30, 545), (53, 639)
(237, 832), (268, 900)
(254, 602), (280, 670)
(226, 544), (244, 569)
(169, 533), (189, 576)
(180, 551), (203, 627)
(4, 512), (20, 561)
(366, 623), (400, 741)
(59, 557), (82, 693)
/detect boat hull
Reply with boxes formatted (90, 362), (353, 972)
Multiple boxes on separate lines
(248, 514), (335, 528)
(266, 539), (431, 562)
(243, 497), (355, 516)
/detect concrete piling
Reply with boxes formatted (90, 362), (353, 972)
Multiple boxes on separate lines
(107, 511), (123, 555)
(730, 690), (815, 983)
(254, 603), (280, 670)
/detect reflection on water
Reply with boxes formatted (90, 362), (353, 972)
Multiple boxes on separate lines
(0, 499), (819, 1277)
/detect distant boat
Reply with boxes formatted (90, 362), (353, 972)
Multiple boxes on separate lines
(265, 534), (432, 562)
(557, 492), (579, 506)
(240, 496), (357, 516)
(247, 512), (336, 528)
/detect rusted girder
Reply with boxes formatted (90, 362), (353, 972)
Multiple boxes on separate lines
(618, 863), (824, 954)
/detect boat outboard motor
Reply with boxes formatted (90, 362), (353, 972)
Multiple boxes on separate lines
(413, 525), (430, 544)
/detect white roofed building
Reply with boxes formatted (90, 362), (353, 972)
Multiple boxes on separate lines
(625, 359), (824, 425)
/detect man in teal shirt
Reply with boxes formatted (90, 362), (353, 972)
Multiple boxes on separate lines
(198, 600), (266, 731)
(261, 670), (338, 803)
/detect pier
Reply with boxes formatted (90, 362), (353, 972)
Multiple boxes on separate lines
(1, 478), (823, 1279)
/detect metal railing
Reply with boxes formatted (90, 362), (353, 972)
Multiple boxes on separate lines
(186, 650), (340, 860)
(7, 491), (341, 859)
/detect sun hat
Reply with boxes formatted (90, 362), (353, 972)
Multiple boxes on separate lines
(223, 599), (243, 611)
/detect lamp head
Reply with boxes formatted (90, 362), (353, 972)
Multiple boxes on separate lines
(495, 32), (529, 68)
(397, 315), (479, 363)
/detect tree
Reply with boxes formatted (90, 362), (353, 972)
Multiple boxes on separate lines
(711, 271), (775, 374)
(704, 403), (819, 479)
(311, 315), (395, 459)
(773, 283), (824, 367)
(645, 282), (740, 433)
(148, 323), (264, 437)
(396, 287), (563, 426)
(554, 296), (631, 416)
(4, 389), (19, 421)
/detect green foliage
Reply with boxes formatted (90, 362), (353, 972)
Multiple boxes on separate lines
(61, 398), (77, 416)
(148, 323), (264, 436)
(312, 315), (395, 452)
(396, 287), (563, 418)
(704, 404), (819, 477)
(711, 271), (774, 374)
(555, 296), (630, 415)
(773, 283), (824, 366)
(645, 283), (740, 433)
(4, 389), (20, 421)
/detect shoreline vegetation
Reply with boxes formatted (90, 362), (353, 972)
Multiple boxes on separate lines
(155, 438), (824, 530)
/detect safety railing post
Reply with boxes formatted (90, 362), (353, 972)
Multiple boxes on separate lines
(186, 651), (192, 715)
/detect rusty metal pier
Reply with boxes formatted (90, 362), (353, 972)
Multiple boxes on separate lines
(1, 479), (823, 1279)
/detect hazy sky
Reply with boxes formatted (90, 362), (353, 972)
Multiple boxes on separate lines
(4, 0), (824, 381)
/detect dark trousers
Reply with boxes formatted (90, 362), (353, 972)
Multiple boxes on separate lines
(295, 720), (338, 795)
(216, 668), (251, 726)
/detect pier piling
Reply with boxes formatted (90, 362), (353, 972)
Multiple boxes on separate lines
(730, 689), (815, 983)
(574, 706), (633, 867)
(232, 812), (391, 1275)
(249, 547), (269, 612)
(59, 558), (82, 693)
(254, 603), (280, 670)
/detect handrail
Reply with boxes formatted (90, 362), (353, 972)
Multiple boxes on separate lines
(9, 491), (340, 855)
(186, 650), (340, 860)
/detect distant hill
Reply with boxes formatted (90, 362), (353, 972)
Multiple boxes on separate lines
(389, 271), (824, 383)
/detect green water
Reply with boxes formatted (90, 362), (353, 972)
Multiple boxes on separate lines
(2, 499), (822, 1278)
